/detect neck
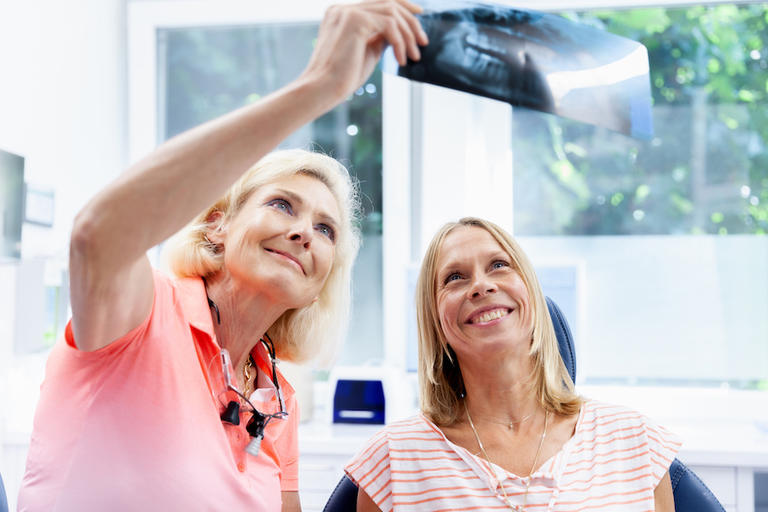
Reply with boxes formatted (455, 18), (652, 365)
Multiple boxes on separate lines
(460, 350), (542, 427)
(203, 270), (287, 387)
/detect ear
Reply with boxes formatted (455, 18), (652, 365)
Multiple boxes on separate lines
(204, 210), (227, 245)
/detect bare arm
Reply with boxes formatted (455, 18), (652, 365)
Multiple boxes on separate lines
(654, 471), (675, 512)
(357, 487), (382, 512)
(70, 0), (428, 351)
(281, 491), (301, 512)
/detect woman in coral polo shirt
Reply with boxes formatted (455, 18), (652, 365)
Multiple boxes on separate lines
(18, 1), (428, 510)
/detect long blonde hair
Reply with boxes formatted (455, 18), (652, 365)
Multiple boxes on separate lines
(416, 217), (581, 426)
(163, 149), (360, 364)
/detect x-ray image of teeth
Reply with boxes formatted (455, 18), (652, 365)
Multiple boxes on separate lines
(387, 0), (653, 139)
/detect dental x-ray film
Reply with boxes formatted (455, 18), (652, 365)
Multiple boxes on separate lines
(386, 0), (653, 139)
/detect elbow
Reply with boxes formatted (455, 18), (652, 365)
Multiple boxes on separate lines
(70, 208), (102, 264)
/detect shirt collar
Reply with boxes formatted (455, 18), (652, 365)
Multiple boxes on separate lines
(418, 413), (559, 492)
(173, 275), (217, 339)
(173, 274), (295, 396)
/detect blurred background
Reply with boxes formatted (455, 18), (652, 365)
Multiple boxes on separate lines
(1, 0), (767, 510)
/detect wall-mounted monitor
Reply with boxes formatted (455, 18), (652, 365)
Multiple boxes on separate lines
(1, 148), (25, 260)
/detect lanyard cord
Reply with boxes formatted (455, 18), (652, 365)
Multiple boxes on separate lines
(203, 280), (286, 418)
(259, 333), (283, 412)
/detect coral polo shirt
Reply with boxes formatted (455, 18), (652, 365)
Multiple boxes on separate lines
(18, 270), (299, 511)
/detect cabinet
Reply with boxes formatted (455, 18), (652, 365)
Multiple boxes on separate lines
(689, 466), (757, 512)
(298, 424), (379, 512)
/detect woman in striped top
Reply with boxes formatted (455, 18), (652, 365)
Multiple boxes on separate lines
(346, 217), (680, 511)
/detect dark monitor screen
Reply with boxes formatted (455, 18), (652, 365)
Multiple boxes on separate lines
(1, 148), (24, 260)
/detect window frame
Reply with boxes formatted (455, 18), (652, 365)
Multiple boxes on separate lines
(127, 0), (768, 418)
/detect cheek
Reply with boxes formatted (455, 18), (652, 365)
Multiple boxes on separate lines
(436, 293), (461, 337)
(318, 246), (335, 278)
(515, 283), (535, 330)
(226, 217), (261, 250)
(221, 229), (247, 266)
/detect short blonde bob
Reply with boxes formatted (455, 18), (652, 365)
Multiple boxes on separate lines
(416, 217), (581, 426)
(164, 148), (360, 364)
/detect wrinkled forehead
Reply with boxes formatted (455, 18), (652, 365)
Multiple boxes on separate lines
(435, 226), (507, 272)
(251, 173), (341, 219)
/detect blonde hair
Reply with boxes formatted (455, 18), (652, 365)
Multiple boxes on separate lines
(164, 149), (360, 364)
(416, 217), (581, 426)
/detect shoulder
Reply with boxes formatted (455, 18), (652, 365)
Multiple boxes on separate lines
(563, 401), (682, 494)
(581, 399), (648, 427)
(579, 399), (681, 451)
(58, 269), (182, 356)
(345, 415), (452, 482)
(577, 399), (654, 450)
(388, 415), (438, 435)
(132, 268), (183, 323)
(348, 416), (435, 463)
(360, 415), (437, 449)
(384, 415), (450, 447)
(138, 269), (192, 331)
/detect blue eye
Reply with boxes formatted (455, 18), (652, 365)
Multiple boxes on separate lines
(315, 223), (336, 242)
(444, 272), (462, 284)
(268, 198), (293, 214)
(491, 260), (509, 270)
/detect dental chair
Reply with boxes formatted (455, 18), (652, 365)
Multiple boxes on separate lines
(322, 297), (725, 512)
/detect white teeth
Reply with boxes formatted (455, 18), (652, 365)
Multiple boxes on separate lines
(474, 309), (508, 324)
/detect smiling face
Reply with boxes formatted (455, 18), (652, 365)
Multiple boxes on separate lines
(216, 173), (340, 309)
(434, 226), (534, 360)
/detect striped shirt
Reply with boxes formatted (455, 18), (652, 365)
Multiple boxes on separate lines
(345, 400), (681, 512)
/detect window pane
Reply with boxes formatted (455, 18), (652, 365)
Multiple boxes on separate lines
(159, 24), (383, 364)
(513, 4), (768, 387)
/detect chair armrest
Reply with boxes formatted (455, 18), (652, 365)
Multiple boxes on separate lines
(323, 474), (359, 512)
(670, 458), (726, 512)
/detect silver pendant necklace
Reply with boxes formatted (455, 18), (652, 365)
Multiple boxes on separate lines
(465, 401), (549, 511)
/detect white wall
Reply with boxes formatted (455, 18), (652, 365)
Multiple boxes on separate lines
(0, 0), (128, 508)
(0, 0), (128, 256)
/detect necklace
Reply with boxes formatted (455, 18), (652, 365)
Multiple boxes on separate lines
(204, 284), (259, 397)
(243, 356), (255, 396)
(475, 411), (535, 430)
(465, 402), (549, 511)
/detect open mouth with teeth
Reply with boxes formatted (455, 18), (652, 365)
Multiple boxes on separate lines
(467, 308), (512, 325)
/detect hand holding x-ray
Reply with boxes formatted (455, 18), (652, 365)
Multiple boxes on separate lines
(385, 0), (653, 139)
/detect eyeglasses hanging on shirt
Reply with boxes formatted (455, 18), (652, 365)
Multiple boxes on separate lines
(205, 288), (288, 456)
(217, 337), (288, 456)
(204, 288), (288, 455)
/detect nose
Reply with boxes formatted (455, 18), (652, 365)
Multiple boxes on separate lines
(469, 274), (496, 299)
(287, 218), (313, 248)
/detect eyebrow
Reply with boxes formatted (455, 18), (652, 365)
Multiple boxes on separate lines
(437, 258), (463, 274)
(437, 251), (511, 275)
(272, 188), (340, 229)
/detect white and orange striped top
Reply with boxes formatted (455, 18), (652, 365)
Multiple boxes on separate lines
(345, 400), (681, 512)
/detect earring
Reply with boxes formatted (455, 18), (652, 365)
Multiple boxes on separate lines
(203, 233), (223, 254)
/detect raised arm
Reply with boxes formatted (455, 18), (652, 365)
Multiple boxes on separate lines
(69, 0), (428, 351)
